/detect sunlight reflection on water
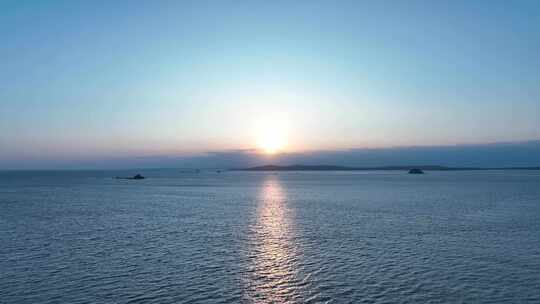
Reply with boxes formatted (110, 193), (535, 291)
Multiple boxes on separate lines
(244, 176), (305, 303)
(3, 171), (540, 303)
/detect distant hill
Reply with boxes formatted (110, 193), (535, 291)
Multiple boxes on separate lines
(235, 165), (466, 171)
(233, 164), (540, 171)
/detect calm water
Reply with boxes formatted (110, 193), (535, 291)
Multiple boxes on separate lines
(1, 170), (540, 303)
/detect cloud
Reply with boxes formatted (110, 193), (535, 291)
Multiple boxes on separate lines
(167, 140), (540, 169)
(2, 140), (540, 170)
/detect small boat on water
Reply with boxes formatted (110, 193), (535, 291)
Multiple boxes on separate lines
(408, 168), (424, 174)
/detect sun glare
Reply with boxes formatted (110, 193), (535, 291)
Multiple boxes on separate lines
(252, 112), (289, 154)
(258, 130), (285, 154)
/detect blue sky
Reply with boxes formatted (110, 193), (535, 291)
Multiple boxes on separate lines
(1, 1), (539, 168)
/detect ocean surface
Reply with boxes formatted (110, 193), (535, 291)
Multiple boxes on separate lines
(1, 170), (540, 303)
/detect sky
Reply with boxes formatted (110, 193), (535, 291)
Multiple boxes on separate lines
(1, 0), (539, 169)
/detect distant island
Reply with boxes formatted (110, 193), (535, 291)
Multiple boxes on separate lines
(233, 165), (540, 171)
(115, 174), (145, 180)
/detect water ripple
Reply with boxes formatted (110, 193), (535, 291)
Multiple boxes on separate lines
(1, 171), (540, 303)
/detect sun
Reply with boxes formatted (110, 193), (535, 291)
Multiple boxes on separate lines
(257, 129), (286, 154)
(251, 112), (289, 154)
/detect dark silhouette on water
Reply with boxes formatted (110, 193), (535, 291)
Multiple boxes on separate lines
(179, 169), (200, 173)
(233, 164), (540, 171)
(115, 174), (145, 180)
(235, 165), (457, 171)
(408, 168), (424, 174)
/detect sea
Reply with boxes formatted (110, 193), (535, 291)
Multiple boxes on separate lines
(1, 169), (540, 303)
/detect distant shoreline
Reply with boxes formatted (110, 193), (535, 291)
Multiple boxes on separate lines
(232, 165), (540, 171)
